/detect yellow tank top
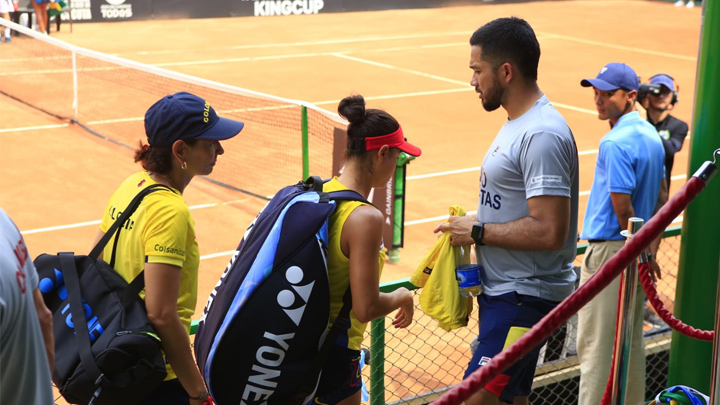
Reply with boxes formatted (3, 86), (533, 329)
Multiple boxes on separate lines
(323, 177), (385, 350)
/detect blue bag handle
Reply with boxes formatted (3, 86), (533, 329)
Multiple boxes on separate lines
(654, 385), (709, 405)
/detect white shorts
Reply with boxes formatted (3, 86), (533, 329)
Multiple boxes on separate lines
(0, 0), (14, 14)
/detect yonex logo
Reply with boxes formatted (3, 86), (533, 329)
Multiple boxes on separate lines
(276, 266), (314, 326)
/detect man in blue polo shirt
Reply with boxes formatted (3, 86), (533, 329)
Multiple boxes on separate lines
(576, 62), (667, 405)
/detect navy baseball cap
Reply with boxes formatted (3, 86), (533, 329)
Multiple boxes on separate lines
(145, 92), (244, 147)
(650, 74), (675, 92)
(581, 63), (639, 92)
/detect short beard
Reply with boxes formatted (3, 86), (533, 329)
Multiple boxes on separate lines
(481, 76), (504, 112)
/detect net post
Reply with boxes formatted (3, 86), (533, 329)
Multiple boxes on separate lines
(72, 50), (78, 121)
(301, 105), (309, 180)
(370, 318), (386, 405)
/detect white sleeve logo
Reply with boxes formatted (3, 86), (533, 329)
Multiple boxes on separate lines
(531, 175), (562, 183)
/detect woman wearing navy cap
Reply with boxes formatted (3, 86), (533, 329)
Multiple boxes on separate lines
(92, 91), (244, 405)
(312, 94), (421, 405)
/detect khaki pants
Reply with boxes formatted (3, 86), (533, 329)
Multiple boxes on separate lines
(577, 240), (646, 405)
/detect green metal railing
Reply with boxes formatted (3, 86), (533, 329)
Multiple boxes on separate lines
(190, 227), (682, 404)
(190, 226), (682, 402)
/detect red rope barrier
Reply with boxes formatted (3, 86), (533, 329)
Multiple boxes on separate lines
(432, 176), (707, 405)
(639, 262), (714, 341)
(599, 261), (715, 405)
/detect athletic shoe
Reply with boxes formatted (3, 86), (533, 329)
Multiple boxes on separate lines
(686, 1), (695, 8)
(675, 0), (685, 5)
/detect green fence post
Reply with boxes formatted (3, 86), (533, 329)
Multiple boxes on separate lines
(370, 318), (386, 405)
(668, 0), (720, 393)
(389, 153), (413, 263)
(301, 105), (309, 180)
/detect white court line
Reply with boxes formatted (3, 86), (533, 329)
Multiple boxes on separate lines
(331, 53), (598, 116)
(0, 123), (69, 133)
(538, 32), (697, 62)
(200, 251), (237, 261)
(551, 102), (597, 115)
(153, 52), (337, 67)
(129, 31), (471, 56)
(114, 29), (694, 62)
(23, 220), (103, 235)
(312, 88), (473, 106)
(332, 53), (468, 86)
(20, 201), (247, 235)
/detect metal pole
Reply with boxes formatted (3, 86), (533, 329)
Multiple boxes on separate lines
(72, 50), (78, 121)
(611, 217), (644, 405)
(711, 256), (720, 405)
(369, 318), (386, 405)
(301, 105), (309, 180)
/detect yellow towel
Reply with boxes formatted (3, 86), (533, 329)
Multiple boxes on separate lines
(410, 205), (473, 331)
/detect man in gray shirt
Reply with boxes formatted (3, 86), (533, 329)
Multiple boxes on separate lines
(435, 17), (579, 405)
(0, 207), (55, 405)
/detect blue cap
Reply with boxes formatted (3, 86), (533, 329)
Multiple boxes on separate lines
(580, 63), (639, 92)
(650, 74), (675, 92)
(145, 92), (244, 147)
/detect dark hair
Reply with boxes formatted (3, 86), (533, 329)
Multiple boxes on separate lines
(338, 95), (399, 158)
(133, 139), (198, 173)
(469, 17), (540, 81)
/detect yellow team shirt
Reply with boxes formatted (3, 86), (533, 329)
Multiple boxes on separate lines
(99, 171), (200, 380)
(323, 177), (385, 351)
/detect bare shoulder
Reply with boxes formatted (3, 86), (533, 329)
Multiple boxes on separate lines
(344, 204), (384, 233)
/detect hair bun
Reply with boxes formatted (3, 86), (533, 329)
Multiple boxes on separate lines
(338, 95), (366, 124)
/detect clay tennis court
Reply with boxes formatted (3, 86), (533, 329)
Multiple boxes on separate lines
(0, 0), (701, 403)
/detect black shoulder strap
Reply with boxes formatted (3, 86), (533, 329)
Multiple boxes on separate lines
(295, 287), (353, 404)
(89, 184), (172, 261)
(59, 252), (105, 386)
(326, 189), (371, 205)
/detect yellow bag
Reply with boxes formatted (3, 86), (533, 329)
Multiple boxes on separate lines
(410, 205), (473, 331)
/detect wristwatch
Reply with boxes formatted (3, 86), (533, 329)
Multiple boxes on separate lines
(471, 222), (485, 246)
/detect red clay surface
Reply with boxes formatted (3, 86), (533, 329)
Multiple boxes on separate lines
(0, 1), (701, 403)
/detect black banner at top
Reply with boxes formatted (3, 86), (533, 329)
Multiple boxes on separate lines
(55, 0), (530, 23)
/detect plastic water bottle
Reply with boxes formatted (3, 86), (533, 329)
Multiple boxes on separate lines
(455, 245), (482, 297)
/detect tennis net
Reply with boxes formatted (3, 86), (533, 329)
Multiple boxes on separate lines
(0, 19), (346, 199)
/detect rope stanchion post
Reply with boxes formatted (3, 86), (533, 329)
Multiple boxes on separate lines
(611, 218), (644, 405)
